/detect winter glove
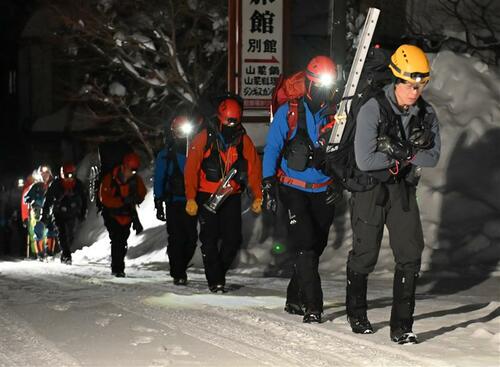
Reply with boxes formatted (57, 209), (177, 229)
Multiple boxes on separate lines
(132, 216), (143, 234)
(154, 199), (166, 222)
(408, 127), (435, 150)
(262, 177), (278, 215)
(325, 183), (343, 206)
(251, 198), (263, 214)
(185, 199), (198, 216)
(376, 136), (413, 162)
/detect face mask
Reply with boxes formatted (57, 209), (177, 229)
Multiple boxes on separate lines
(173, 137), (187, 150)
(221, 124), (243, 144)
(305, 79), (331, 113)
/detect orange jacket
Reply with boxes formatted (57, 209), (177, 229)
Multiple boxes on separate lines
(99, 167), (147, 225)
(184, 129), (262, 201)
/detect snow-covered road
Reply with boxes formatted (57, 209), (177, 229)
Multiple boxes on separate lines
(0, 260), (498, 367)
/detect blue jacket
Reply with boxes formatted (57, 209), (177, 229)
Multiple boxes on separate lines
(263, 100), (331, 193)
(153, 146), (187, 202)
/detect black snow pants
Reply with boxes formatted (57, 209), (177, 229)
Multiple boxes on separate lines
(347, 182), (425, 275)
(197, 192), (242, 288)
(54, 215), (77, 261)
(165, 201), (198, 280)
(280, 185), (335, 313)
(102, 210), (131, 274)
(347, 182), (424, 330)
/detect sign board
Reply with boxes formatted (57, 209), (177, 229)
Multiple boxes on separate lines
(229, 0), (285, 121)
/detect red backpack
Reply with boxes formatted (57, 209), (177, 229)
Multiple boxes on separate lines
(270, 71), (337, 142)
(270, 71), (306, 141)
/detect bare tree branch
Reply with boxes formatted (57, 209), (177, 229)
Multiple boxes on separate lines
(47, 0), (228, 158)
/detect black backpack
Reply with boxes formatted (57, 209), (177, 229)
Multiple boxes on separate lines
(321, 46), (394, 192)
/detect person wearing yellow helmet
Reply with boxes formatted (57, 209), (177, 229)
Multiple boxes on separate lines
(389, 44), (431, 108)
(345, 44), (441, 344)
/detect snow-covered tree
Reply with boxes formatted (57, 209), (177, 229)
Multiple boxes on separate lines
(50, 0), (228, 159)
(406, 0), (500, 65)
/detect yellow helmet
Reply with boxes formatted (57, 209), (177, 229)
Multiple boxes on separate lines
(389, 45), (430, 84)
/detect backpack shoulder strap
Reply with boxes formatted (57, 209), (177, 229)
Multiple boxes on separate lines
(373, 91), (392, 119)
(204, 126), (218, 152)
(285, 99), (299, 141)
(373, 91), (397, 136)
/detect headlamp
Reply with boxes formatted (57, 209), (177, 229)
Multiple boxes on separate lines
(41, 166), (49, 173)
(225, 118), (238, 127)
(179, 121), (194, 136)
(131, 170), (137, 175)
(318, 73), (335, 88)
(67, 173), (74, 179)
(17, 178), (24, 188)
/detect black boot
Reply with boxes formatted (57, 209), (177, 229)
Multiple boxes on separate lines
(390, 270), (419, 344)
(303, 310), (322, 323)
(284, 303), (305, 315)
(209, 284), (227, 293)
(173, 277), (188, 286)
(346, 268), (373, 334)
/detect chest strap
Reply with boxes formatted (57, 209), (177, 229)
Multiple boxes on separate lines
(277, 169), (332, 189)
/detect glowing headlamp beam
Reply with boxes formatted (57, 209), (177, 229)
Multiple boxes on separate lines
(318, 74), (334, 88)
(179, 121), (194, 136)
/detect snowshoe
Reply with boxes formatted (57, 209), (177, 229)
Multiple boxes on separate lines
(391, 329), (418, 344)
(284, 303), (305, 316)
(348, 315), (373, 334)
(303, 312), (322, 324)
(112, 272), (126, 278)
(173, 278), (188, 286)
(209, 284), (226, 293)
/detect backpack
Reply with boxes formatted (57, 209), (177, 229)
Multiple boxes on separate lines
(321, 46), (395, 192)
(91, 141), (134, 211)
(163, 143), (186, 198)
(270, 71), (307, 141)
(270, 70), (338, 174)
(201, 120), (248, 186)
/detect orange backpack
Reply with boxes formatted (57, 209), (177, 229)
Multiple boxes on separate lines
(270, 71), (306, 141)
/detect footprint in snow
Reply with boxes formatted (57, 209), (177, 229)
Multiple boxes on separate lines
(170, 345), (189, 356)
(131, 335), (154, 346)
(51, 304), (71, 311)
(95, 318), (110, 327)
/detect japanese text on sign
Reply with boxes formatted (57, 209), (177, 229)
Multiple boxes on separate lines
(241, 0), (283, 110)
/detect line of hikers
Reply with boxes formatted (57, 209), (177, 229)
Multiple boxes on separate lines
(20, 44), (440, 344)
